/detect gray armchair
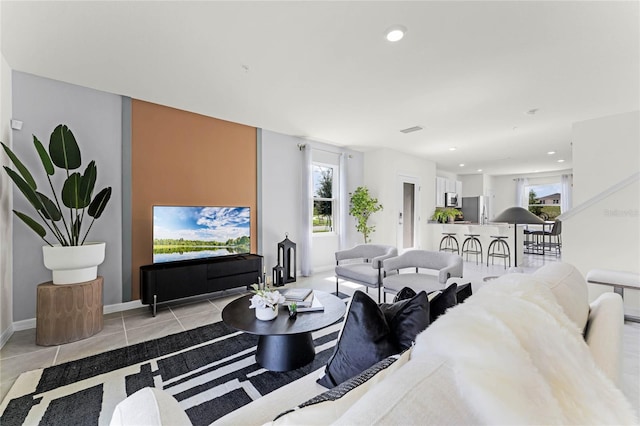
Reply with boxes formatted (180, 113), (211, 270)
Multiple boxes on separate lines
(335, 244), (398, 302)
(382, 250), (463, 302)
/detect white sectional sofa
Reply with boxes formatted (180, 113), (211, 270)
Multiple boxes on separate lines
(111, 263), (637, 425)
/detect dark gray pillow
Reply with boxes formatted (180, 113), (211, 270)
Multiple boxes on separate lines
(379, 291), (430, 351)
(455, 283), (473, 304)
(428, 283), (457, 322)
(317, 291), (397, 388)
(393, 286), (417, 303)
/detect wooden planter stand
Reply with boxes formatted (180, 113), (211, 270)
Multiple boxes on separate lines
(36, 276), (104, 346)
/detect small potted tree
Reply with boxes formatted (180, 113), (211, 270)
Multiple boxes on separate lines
(349, 186), (383, 243)
(2, 124), (112, 284)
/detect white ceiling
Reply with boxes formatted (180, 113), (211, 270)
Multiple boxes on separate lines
(2, 1), (638, 175)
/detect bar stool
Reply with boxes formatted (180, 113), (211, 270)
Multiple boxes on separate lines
(461, 225), (483, 265)
(439, 225), (460, 255)
(486, 226), (511, 269)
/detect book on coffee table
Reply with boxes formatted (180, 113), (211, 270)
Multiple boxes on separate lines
(283, 290), (314, 307)
(283, 288), (313, 302)
(296, 297), (324, 313)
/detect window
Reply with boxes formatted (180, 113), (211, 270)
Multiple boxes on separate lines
(312, 163), (336, 233)
(526, 183), (561, 220)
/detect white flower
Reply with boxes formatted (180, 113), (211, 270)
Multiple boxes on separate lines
(249, 288), (285, 310)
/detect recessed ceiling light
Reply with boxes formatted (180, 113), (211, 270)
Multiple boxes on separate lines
(477, 169), (483, 172)
(385, 25), (407, 42)
(459, 163), (465, 167)
(449, 147), (456, 151)
(557, 159), (565, 163)
(547, 151), (556, 155)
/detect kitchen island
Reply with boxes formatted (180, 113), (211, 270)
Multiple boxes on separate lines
(426, 223), (524, 267)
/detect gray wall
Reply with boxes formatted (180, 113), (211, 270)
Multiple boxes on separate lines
(11, 72), (122, 321)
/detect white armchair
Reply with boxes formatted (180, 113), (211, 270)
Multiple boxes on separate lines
(335, 244), (398, 302)
(382, 250), (464, 302)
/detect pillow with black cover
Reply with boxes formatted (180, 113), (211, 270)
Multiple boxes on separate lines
(379, 291), (430, 351)
(428, 283), (457, 322)
(393, 286), (417, 303)
(317, 291), (397, 388)
(456, 283), (472, 304)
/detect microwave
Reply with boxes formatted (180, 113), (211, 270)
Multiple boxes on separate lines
(445, 192), (458, 207)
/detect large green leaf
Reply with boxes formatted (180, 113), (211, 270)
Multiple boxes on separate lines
(79, 161), (97, 206)
(72, 217), (82, 243)
(33, 136), (55, 176)
(13, 210), (46, 238)
(49, 124), (81, 170)
(3, 166), (44, 210)
(37, 192), (62, 221)
(1, 142), (37, 190)
(61, 172), (89, 209)
(88, 187), (112, 218)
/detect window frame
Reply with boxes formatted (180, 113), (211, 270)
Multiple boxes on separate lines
(311, 162), (338, 236)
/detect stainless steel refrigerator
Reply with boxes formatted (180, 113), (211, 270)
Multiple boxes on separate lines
(461, 196), (489, 224)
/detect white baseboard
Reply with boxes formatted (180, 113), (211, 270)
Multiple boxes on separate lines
(12, 318), (35, 332)
(7, 299), (146, 339)
(0, 323), (14, 348)
(103, 299), (144, 314)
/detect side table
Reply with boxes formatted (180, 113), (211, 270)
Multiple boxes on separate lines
(36, 276), (104, 346)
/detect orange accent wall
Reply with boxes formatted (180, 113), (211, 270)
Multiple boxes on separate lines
(131, 100), (257, 300)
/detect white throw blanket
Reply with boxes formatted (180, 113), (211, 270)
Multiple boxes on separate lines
(413, 274), (638, 425)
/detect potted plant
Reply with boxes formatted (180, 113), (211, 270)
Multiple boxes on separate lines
(431, 207), (461, 224)
(2, 124), (112, 284)
(249, 284), (285, 321)
(349, 186), (383, 243)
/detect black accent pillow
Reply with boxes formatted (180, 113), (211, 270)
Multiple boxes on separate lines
(317, 291), (397, 388)
(428, 283), (457, 322)
(393, 286), (417, 303)
(379, 291), (430, 351)
(455, 283), (473, 304)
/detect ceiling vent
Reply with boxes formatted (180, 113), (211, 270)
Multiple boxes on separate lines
(400, 126), (423, 134)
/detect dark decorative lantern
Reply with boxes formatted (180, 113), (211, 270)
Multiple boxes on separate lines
(272, 265), (284, 287)
(278, 234), (297, 284)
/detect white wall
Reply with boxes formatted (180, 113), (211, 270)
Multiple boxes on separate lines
(260, 130), (363, 274)
(11, 72), (122, 321)
(563, 111), (639, 308)
(0, 48), (13, 344)
(487, 169), (572, 220)
(364, 148), (437, 250)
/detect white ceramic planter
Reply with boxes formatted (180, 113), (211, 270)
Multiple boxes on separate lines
(255, 305), (278, 321)
(42, 242), (106, 285)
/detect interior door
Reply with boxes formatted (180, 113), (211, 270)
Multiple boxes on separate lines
(397, 175), (419, 252)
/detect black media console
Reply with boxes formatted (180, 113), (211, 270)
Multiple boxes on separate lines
(140, 254), (263, 316)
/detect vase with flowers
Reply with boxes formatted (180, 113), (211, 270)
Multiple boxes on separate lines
(249, 284), (285, 321)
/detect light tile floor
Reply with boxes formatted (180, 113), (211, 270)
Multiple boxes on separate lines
(1, 253), (638, 416)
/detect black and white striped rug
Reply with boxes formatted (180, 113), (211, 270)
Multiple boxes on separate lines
(0, 320), (342, 426)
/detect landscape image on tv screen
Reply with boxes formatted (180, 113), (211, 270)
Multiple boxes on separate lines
(153, 206), (250, 263)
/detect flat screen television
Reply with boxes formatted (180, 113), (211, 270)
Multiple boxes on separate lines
(153, 206), (251, 264)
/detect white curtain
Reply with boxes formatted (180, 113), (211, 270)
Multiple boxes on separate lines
(300, 145), (313, 276)
(561, 174), (572, 213)
(339, 153), (348, 250)
(515, 178), (528, 208)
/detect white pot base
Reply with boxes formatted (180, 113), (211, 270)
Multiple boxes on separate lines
(52, 266), (99, 285)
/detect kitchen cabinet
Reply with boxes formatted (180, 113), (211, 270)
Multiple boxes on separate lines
(435, 177), (462, 207)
